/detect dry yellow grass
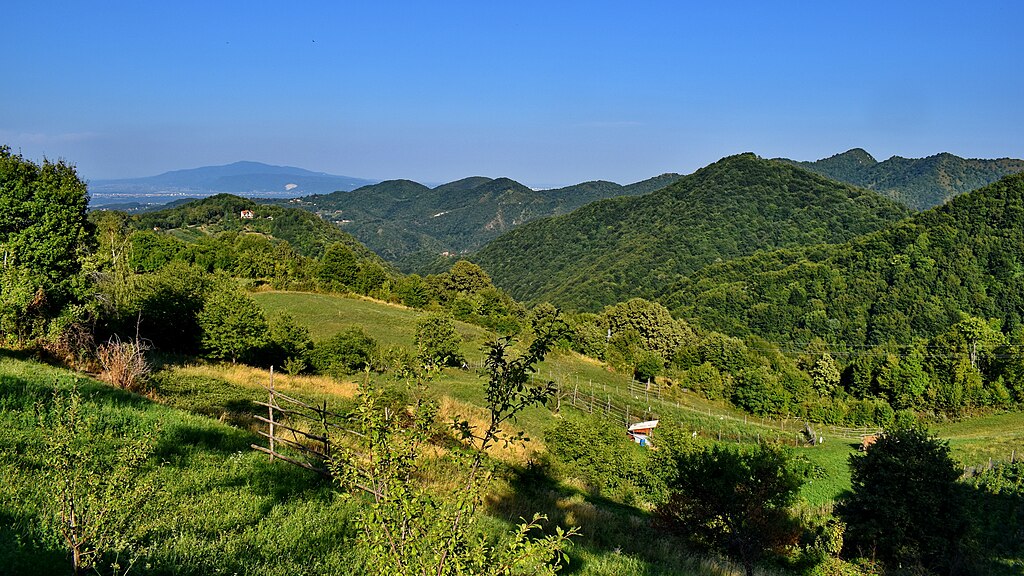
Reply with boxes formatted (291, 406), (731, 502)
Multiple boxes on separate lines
(175, 363), (359, 398)
(435, 395), (541, 466)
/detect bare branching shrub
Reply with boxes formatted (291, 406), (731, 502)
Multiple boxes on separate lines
(41, 310), (97, 371)
(97, 335), (151, 392)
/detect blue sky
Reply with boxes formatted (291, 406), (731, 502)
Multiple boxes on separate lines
(2, 1), (1022, 188)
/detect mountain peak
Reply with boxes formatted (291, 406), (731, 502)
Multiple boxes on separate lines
(776, 150), (1024, 210)
(474, 153), (909, 311)
(837, 148), (878, 164)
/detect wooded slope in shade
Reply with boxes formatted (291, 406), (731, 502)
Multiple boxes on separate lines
(270, 173), (683, 264)
(665, 172), (1024, 347)
(473, 153), (911, 312)
(780, 148), (1024, 211)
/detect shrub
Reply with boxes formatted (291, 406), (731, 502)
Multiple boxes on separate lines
(96, 335), (151, 392)
(659, 443), (804, 576)
(837, 425), (970, 574)
(414, 314), (463, 369)
(308, 327), (378, 375)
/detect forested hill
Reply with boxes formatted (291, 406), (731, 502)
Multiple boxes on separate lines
(472, 153), (911, 311)
(780, 148), (1024, 210)
(665, 172), (1024, 346)
(129, 193), (385, 263)
(268, 172), (683, 265)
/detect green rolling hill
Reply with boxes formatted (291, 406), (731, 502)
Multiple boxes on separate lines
(271, 173), (683, 266)
(129, 193), (385, 262)
(664, 172), (1024, 347)
(780, 148), (1024, 210)
(472, 153), (911, 311)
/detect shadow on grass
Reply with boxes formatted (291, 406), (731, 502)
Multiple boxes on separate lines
(486, 463), (704, 576)
(960, 463), (1024, 576)
(0, 510), (68, 576)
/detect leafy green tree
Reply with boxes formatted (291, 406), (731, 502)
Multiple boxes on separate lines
(415, 313), (464, 368)
(633, 350), (665, 383)
(731, 366), (790, 416)
(261, 313), (313, 369)
(810, 352), (841, 396)
(659, 443), (804, 576)
(355, 261), (388, 296)
(232, 233), (275, 278)
(0, 146), (91, 341)
(331, 324), (576, 575)
(837, 425), (970, 574)
(197, 284), (269, 363)
(565, 312), (606, 359)
(698, 331), (752, 373)
(127, 230), (181, 273)
(396, 274), (430, 308)
(123, 262), (213, 354)
(682, 362), (728, 400)
(307, 327), (378, 375)
(318, 242), (359, 289)
(444, 260), (493, 295)
(602, 298), (695, 361)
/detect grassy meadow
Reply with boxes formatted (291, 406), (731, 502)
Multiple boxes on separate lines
(1, 349), (780, 576)
(6, 290), (1023, 574)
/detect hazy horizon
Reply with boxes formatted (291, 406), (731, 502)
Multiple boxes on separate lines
(3, 1), (1022, 189)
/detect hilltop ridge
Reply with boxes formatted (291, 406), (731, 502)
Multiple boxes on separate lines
(277, 172), (683, 265)
(779, 149), (1024, 210)
(472, 153), (910, 311)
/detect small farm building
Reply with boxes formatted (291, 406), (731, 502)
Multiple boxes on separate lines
(627, 419), (659, 447)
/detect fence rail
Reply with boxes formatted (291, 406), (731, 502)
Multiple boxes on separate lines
(249, 366), (358, 477)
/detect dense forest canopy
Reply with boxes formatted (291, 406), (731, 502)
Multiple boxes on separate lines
(780, 148), (1024, 211)
(473, 153), (910, 311)
(667, 172), (1024, 346)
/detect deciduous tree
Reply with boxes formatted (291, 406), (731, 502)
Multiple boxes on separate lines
(0, 146), (91, 341)
(659, 443), (804, 576)
(197, 283), (269, 363)
(837, 425), (970, 574)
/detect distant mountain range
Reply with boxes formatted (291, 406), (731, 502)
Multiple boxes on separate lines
(271, 173), (683, 268)
(89, 161), (378, 208)
(472, 154), (911, 311)
(778, 149), (1024, 210)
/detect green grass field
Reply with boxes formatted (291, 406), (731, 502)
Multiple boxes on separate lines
(2, 349), (763, 576)
(0, 351), (361, 576)
(9, 291), (1017, 573)
(253, 291), (493, 362)
(251, 290), (1024, 507)
(251, 290), (861, 505)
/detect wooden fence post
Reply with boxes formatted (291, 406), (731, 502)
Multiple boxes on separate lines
(320, 400), (330, 460)
(268, 365), (275, 463)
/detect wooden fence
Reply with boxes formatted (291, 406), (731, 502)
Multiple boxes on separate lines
(249, 366), (359, 477)
(547, 372), (879, 447)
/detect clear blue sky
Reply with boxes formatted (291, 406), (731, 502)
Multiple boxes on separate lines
(2, 1), (1022, 188)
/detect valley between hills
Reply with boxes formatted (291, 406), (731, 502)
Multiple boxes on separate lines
(3, 145), (1024, 575)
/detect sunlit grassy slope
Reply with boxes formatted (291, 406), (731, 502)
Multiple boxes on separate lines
(253, 291), (493, 362)
(252, 290), (1024, 505)
(1, 352), (757, 576)
(251, 291), (859, 504)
